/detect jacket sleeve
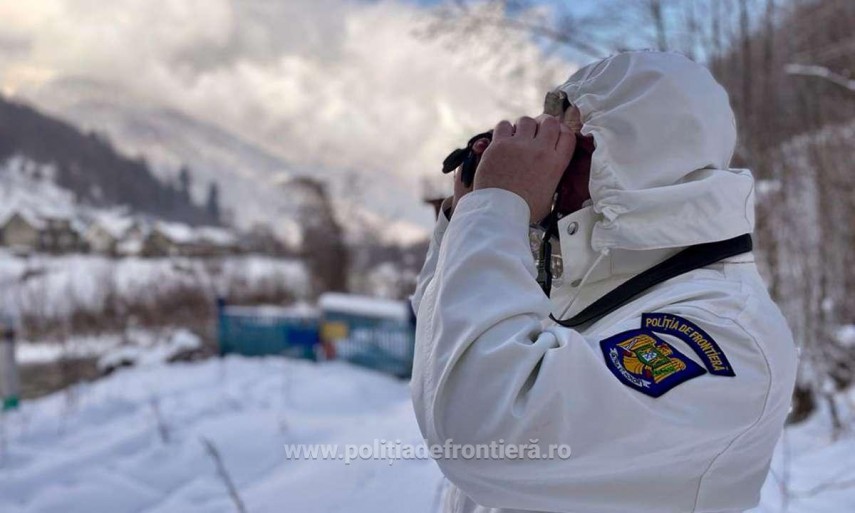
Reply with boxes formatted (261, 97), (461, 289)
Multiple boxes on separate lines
(410, 198), (452, 317)
(410, 188), (770, 513)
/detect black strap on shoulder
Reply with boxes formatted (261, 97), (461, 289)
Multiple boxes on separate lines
(550, 234), (753, 328)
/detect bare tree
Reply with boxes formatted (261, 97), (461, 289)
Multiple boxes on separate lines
(785, 64), (855, 92)
(288, 177), (350, 295)
(648, 0), (669, 51)
(420, 0), (617, 60)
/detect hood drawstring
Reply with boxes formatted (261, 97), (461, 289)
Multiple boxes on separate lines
(552, 247), (610, 322)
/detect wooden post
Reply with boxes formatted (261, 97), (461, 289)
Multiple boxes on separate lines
(0, 317), (19, 410)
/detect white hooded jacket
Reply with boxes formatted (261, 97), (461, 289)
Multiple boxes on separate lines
(411, 52), (797, 513)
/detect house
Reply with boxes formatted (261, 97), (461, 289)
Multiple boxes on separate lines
(85, 224), (119, 255)
(142, 223), (184, 257)
(240, 224), (288, 256)
(39, 216), (85, 254)
(142, 222), (240, 257)
(84, 216), (139, 256)
(0, 211), (44, 253)
(115, 228), (147, 257)
(0, 207), (244, 258)
(195, 227), (240, 257)
(0, 211), (86, 254)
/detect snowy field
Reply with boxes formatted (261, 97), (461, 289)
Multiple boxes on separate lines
(0, 358), (443, 513)
(0, 356), (852, 513)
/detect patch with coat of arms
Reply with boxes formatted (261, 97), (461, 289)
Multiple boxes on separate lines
(599, 329), (706, 398)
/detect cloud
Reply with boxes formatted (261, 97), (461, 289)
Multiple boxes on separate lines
(0, 0), (574, 227)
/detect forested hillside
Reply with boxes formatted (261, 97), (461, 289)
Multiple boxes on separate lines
(0, 96), (215, 225)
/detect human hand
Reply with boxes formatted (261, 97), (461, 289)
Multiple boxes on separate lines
(472, 114), (576, 223)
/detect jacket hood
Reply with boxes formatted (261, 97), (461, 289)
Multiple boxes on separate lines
(556, 51), (755, 252)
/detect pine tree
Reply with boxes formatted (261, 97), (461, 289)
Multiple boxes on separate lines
(178, 165), (192, 202)
(206, 181), (221, 224)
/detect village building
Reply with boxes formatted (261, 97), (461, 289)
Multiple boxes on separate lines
(40, 216), (86, 254)
(196, 227), (240, 257)
(142, 222), (241, 257)
(0, 211), (43, 253)
(1, 209), (240, 258)
(0, 211), (86, 254)
(84, 216), (141, 256)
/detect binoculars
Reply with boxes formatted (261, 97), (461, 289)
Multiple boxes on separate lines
(440, 90), (595, 220)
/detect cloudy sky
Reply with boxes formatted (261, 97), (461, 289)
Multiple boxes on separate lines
(0, 0), (582, 228)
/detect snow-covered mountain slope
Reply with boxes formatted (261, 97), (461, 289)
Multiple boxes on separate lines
(0, 156), (78, 222)
(30, 78), (291, 186)
(0, 96), (215, 227)
(24, 78), (428, 245)
(22, 79), (303, 241)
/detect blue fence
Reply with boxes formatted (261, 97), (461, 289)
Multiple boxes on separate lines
(217, 301), (320, 360)
(216, 294), (416, 378)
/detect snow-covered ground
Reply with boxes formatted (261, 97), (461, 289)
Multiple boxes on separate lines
(752, 403), (855, 513)
(0, 358), (443, 513)
(0, 356), (851, 513)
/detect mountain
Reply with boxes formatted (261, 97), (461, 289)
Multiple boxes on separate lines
(23, 78), (426, 245)
(0, 95), (213, 226)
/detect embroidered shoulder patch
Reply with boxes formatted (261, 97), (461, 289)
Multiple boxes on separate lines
(600, 329), (706, 398)
(641, 313), (735, 376)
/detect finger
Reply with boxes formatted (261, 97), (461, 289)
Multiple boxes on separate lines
(493, 120), (513, 140)
(472, 138), (490, 155)
(556, 123), (577, 160)
(454, 168), (473, 192)
(514, 116), (537, 138)
(535, 114), (560, 147)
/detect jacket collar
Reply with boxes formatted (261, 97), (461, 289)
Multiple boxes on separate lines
(554, 205), (682, 285)
(548, 205), (681, 319)
(547, 205), (756, 321)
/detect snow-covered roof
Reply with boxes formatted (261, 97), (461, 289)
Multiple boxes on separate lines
(318, 293), (410, 321)
(154, 222), (237, 247)
(0, 210), (46, 229)
(223, 302), (319, 319)
(90, 211), (136, 239)
(154, 221), (198, 244)
(197, 226), (237, 246)
(116, 237), (143, 255)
